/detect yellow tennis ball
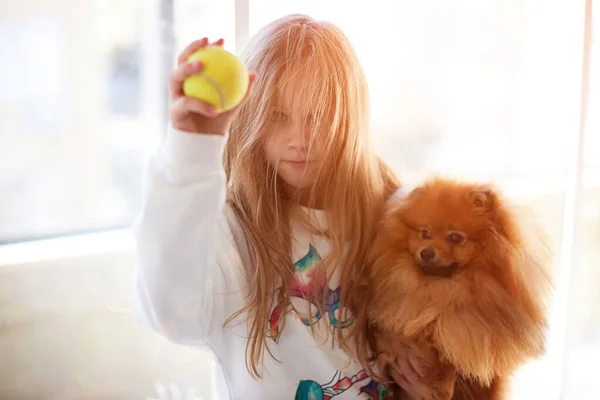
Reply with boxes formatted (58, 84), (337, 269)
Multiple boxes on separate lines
(182, 45), (249, 113)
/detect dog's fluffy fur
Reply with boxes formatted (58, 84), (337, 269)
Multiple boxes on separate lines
(357, 178), (553, 399)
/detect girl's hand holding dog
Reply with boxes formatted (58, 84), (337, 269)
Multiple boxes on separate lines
(390, 344), (456, 400)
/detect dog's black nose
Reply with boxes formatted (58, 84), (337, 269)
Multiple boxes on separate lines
(420, 248), (436, 262)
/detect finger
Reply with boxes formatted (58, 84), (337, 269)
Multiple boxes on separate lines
(177, 37), (209, 65)
(172, 96), (218, 118)
(169, 61), (204, 98)
(212, 38), (225, 46)
(408, 352), (428, 378)
(408, 343), (439, 378)
(390, 369), (419, 400)
(398, 354), (422, 386)
(389, 367), (404, 385)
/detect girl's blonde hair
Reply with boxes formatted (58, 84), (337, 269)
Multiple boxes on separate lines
(223, 14), (399, 378)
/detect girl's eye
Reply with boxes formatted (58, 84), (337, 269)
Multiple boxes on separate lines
(448, 233), (465, 244)
(271, 111), (288, 122)
(421, 230), (432, 239)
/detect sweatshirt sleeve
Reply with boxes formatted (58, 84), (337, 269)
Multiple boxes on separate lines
(132, 124), (245, 348)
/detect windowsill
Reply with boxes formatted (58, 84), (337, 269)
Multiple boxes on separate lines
(0, 228), (135, 268)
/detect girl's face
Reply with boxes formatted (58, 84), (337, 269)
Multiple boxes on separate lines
(263, 79), (326, 195)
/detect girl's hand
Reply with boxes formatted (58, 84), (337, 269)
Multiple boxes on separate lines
(169, 38), (256, 135)
(389, 345), (455, 400)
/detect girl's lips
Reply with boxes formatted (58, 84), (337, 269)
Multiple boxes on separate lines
(283, 160), (314, 168)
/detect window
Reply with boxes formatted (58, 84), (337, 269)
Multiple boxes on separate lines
(0, 0), (163, 242)
(0, 0), (237, 244)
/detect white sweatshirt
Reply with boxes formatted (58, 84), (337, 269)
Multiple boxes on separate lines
(132, 125), (393, 400)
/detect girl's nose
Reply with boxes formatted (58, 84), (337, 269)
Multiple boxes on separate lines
(286, 124), (309, 150)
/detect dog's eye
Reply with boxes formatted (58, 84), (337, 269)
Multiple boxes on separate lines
(421, 230), (432, 239)
(448, 233), (464, 244)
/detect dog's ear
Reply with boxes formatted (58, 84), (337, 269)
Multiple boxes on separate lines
(470, 187), (496, 210)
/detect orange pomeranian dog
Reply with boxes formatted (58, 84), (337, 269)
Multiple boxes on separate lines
(358, 177), (553, 400)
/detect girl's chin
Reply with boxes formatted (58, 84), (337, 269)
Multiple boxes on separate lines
(278, 171), (315, 191)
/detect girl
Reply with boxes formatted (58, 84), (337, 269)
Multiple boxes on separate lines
(134, 14), (447, 400)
